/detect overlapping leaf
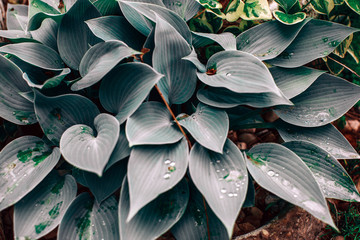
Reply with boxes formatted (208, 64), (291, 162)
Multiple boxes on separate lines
(0, 136), (61, 211)
(30, 18), (59, 51)
(60, 113), (119, 176)
(119, 177), (189, 240)
(191, 31), (237, 50)
(126, 102), (183, 146)
(58, 193), (119, 239)
(93, 0), (122, 15)
(346, 0), (360, 14)
(283, 141), (360, 202)
(275, 119), (360, 159)
(99, 62), (163, 124)
(106, 127), (131, 170)
(14, 172), (77, 239)
(275, 73), (360, 127)
(27, 0), (64, 31)
(273, 11), (306, 25)
(247, 143), (336, 229)
(34, 92), (100, 144)
(189, 139), (248, 237)
(178, 103), (229, 153)
(163, 0), (202, 21)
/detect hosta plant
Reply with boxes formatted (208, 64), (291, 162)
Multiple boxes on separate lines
(1, 0), (360, 239)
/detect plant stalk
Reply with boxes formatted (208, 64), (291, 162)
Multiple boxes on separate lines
(327, 56), (360, 78)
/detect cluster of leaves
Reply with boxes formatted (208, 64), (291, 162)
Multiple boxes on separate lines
(0, 0), (360, 239)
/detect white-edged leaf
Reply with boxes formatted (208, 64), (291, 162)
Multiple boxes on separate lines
(247, 143), (337, 229)
(60, 113), (119, 176)
(126, 101), (183, 146)
(127, 138), (188, 221)
(189, 139), (248, 237)
(178, 103), (229, 153)
(0, 136), (61, 211)
(273, 11), (306, 25)
(106, 127), (131, 170)
(14, 172), (77, 239)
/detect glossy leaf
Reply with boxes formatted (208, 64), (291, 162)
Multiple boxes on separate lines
(311, 0), (334, 15)
(86, 16), (145, 50)
(0, 136), (61, 211)
(247, 143), (336, 229)
(153, 14), (196, 104)
(270, 66), (325, 99)
(126, 102), (183, 146)
(236, 19), (310, 60)
(119, 177), (189, 240)
(225, 0), (272, 22)
(14, 172), (77, 239)
(171, 183), (228, 240)
(275, 73), (360, 127)
(197, 50), (284, 97)
(27, 0), (64, 31)
(189, 139), (248, 237)
(0, 42), (65, 70)
(163, 0), (202, 21)
(346, 0), (360, 14)
(0, 55), (36, 125)
(93, 0), (122, 15)
(191, 31), (237, 50)
(268, 19), (359, 68)
(273, 11), (306, 25)
(182, 47), (206, 73)
(23, 68), (71, 90)
(30, 18), (59, 51)
(72, 40), (140, 90)
(274, 0), (297, 12)
(60, 113), (119, 176)
(283, 141), (360, 202)
(34, 92), (100, 145)
(197, 86), (292, 109)
(57, 0), (101, 70)
(99, 62), (163, 124)
(178, 103), (229, 153)
(106, 127), (131, 170)
(127, 138), (188, 220)
(275, 119), (360, 159)
(58, 193), (119, 240)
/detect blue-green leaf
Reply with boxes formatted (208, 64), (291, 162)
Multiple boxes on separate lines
(34, 92), (100, 145)
(99, 62), (163, 124)
(6, 4), (28, 31)
(275, 73), (360, 127)
(93, 0), (122, 15)
(247, 143), (336, 229)
(127, 138), (188, 220)
(106, 127), (131, 170)
(126, 102), (183, 146)
(60, 113), (120, 176)
(178, 103), (229, 153)
(163, 0), (202, 21)
(189, 139), (248, 237)
(30, 18), (59, 51)
(23, 68), (71, 89)
(14, 172), (77, 239)
(192, 31), (236, 50)
(58, 193), (119, 240)
(0, 136), (61, 211)
(119, 177), (189, 240)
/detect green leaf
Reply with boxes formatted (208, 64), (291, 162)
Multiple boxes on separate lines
(182, 47), (206, 73)
(346, 0), (360, 14)
(72, 40), (140, 90)
(28, 0), (60, 20)
(163, 0), (202, 21)
(275, 73), (360, 127)
(270, 66), (326, 99)
(34, 92), (100, 145)
(23, 68), (71, 90)
(224, 0), (243, 22)
(274, 0), (297, 12)
(99, 62), (163, 124)
(6, 4), (28, 30)
(119, 177), (189, 240)
(0, 42), (65, 70)
(30, 18), (59, 51)
(273, 10), (306, 25)
(247, 143), (337, 229)
(268, 19), (359, 68)
(283, 141), (360, 202)
(239, 0), (272, 20)
(85, 16), (146, 50)
(311, 0), (335, 15)
(106, 127), (131, 170)
(171, 183), (228, 240)
(57, 0), (101, 70)
(27, 0), (64, 31)
(126, 102), (184, 146)
(236, 18), (310, 60)
(0, 55), (36, 125)
(197, 51), (285, 97)
(14, 172), (77, 239)
(58, 193), (119, 240)
(0, 30), (33, 42)
(178, 103), (229, 153)
(60, 113), (119, 176)
(0, 136), (61, 211)
(189, 139), (248, 237)
(74, 160), (127, 203)
(196, 0), (222, 9)
(274, 119), (360, 159)
(93, 0), (122, 15)
(153, 13), (196, 104)
(191, 31), (237, 50)
(127, 138), (188, 220)
(197, 87), (292, 108)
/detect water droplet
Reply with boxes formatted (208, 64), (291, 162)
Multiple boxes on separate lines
(245, 40), (250, 44)
(220, 188), (227, 193)
(158, 219), (162, 222)
(102, 221), (106, 226)
(175, 1), (182, 6)
(225, 150), (230, 154)
(282, 179), (290, 186)
(80, 126), (85, 130)
(163, 173), (171, 179)
(267, 170), (275, 177)
(233, 193), (238, 197)
(322, 37), (328, 42)
(87, 146), (91, 150)
(216, 169), (220, 173)
(164, 159), (171, 165)
(170, 161), (176, 167)
(216, 160), (220, 164)
(226, 73), (232, 77)
(275, 173), (279, 177)
(12, 111), (16, 115)
(293, 194), (298, 198)
(219, 195), (224, 199)
(228, 193), (234, 198)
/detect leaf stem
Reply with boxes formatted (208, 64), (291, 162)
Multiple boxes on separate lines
(154, 84), (192, 148)
(301, 0), (315, 11)
(327, 56), (360, 78)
